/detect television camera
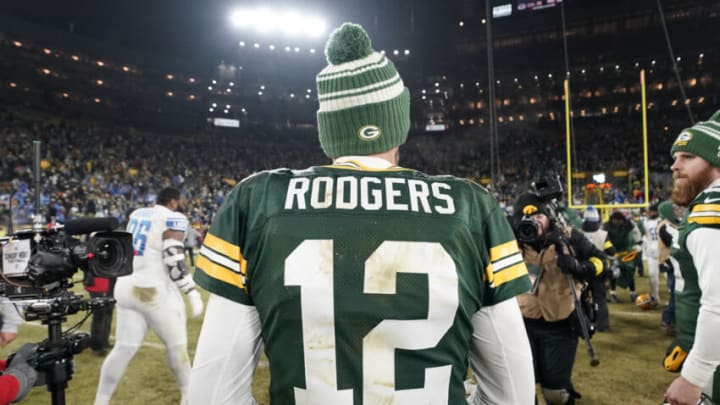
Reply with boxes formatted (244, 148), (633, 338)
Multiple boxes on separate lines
(515, 173), (567, 243)
(1, 141), (133, 405)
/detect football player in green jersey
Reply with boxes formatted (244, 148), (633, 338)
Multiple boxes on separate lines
(188, 22), (535, 405)
(664, 110), (720, 405)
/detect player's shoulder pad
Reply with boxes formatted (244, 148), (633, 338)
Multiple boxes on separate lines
(237, 168), (296, 189)
(691, 186), (720, 210)
(165, 211), (189, 231)
(687, 185), (720, 227)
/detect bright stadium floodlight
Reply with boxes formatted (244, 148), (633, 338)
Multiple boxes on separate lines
(253, 9), (276, 33)
(303, 17), (326, 38)
(229, 7), (326, 39)
(230, 10), (254, 28)
(279, 11), (303, 36)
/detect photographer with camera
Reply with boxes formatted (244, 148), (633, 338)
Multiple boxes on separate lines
(513, 191), (606, 405)
(0, 343), (38, 404)
(0, 301), (29, 404)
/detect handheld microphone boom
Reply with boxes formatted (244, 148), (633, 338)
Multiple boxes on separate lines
(63, 218), (119, 235)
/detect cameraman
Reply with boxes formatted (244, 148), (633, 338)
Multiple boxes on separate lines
(0, 299), (22, 348)
(0, 343), (37, 404)
(513, 193), (606, 404)
(1, 285), (36, 404)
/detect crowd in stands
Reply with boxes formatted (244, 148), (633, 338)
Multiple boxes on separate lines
(0, 104), (680, 234)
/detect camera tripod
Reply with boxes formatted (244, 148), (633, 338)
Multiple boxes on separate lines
(24, 294), (113, 405)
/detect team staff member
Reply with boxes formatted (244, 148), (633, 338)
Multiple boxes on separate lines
(513, 193), (605, 405)
(604, 211), (642, 303)
(664, 111), (720, 405)
(189, 23), (535, 404)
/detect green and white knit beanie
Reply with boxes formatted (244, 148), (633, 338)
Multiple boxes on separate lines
(670, 109), (720, 167)
(316, 23), (410, 158)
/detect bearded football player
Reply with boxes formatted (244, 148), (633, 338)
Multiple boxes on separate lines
(664, 110), (720, 405)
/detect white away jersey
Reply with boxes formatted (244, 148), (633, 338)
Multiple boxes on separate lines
(126, 205), (188, 286)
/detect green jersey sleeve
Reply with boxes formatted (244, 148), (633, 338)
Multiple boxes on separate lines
(470, 184), (531, 306)
(194, 184), (253, 305)
(687, 187), (720, 229)
(484, 202), (531, 305)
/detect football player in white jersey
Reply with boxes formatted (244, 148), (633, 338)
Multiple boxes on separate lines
(94, 187), (204, 405)
(642, 203), (661, 305)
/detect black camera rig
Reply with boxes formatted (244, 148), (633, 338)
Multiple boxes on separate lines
(515, 173), (568, 243)
(0, 141), (134, 405)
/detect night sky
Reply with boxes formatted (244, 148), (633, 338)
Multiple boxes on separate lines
(2, 0), (716, 74)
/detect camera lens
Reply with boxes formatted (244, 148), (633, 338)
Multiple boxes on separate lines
(86, 232), (133, 278)
(516, 218), (539, 243)
(94, 239), (120, 269)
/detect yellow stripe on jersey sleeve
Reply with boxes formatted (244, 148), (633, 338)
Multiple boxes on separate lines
(485, 261), (528, 288)
(203, 233), (242, 260)
(688, 216), (720, 225)
(196, 255), (247, 290)
(688, 203), (720, 225)
(489, 240), (520, 262)
(692, 203), (720, 213)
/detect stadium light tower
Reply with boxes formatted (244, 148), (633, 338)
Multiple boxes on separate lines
(230, 7), (327, 39)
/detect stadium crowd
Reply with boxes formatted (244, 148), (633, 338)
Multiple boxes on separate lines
(0, 107), (679, 233)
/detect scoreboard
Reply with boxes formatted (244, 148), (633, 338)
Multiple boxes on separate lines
(493, 0), (565, 18)
(517, 0), (564, 12)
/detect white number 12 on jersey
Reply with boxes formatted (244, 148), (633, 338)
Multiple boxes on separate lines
(285, 240), (459, 404)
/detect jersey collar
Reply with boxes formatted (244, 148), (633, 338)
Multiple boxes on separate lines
(329, 156), (406, 171)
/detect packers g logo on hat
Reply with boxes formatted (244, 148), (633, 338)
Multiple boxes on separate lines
(673, 131), (692, 147)
(358, 125), (382, 141)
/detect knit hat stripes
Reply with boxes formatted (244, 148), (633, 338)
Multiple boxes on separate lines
(696, 120), (720, 139)
(317, 52), (388, 81)
(317, 55), (398, 97)
(671, 109), (720, 167)
(316, 23), (410, 158)
(318, 72), (404, 111)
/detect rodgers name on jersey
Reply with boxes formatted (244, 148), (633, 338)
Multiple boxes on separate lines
(195, 164), (530, 404)
(284, 176), (455, 215)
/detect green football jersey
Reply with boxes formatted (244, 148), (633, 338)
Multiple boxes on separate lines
(674, 185), (720, 352)
(195, 161), (530, 404)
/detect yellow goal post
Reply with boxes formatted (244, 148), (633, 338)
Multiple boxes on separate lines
(563, 70), (651, 220)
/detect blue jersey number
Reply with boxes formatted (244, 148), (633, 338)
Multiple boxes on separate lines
(127, 218), (152, 256)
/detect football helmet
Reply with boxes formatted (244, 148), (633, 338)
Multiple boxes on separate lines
(635, 293), (655, 310)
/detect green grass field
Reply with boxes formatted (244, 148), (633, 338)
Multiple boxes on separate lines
(1, 272), (677, 404)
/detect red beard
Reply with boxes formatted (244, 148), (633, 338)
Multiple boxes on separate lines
(671, 179), (699, 207)
(671, 167), (714, 207)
